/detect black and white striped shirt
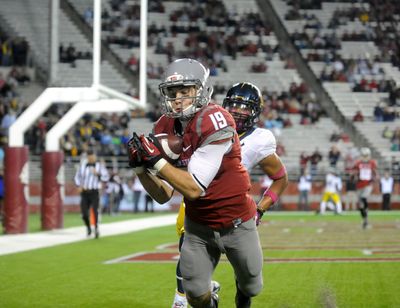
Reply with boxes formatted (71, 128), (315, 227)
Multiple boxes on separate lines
(74, 161), (109, 190)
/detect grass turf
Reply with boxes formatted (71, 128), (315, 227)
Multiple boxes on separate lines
(1, 211), (400, 307)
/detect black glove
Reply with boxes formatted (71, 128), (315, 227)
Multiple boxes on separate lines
(256, 208), (264, 226)
(138, 133), (165, 169)
(127, 133), (144, 170)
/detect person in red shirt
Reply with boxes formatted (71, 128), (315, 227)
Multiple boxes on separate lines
(127, 58), (264, 308)
(353, 147), (378, 228)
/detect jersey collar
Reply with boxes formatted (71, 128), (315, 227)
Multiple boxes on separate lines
(238, 127), (256, 141)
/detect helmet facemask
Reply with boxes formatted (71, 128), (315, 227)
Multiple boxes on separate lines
(159, 80), (207, 120)
(222, 82), (263, 134)
(159, 58), (213, 120)
(223, 100), (259, 133)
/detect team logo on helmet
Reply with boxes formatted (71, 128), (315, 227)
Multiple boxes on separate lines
(166, 74), (184, 82)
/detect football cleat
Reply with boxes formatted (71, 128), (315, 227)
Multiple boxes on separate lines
(172, 291), (187, 308)
(211, 280), (221, 294)
(171, 299), (187, 308)
(211, 292), (219, 308)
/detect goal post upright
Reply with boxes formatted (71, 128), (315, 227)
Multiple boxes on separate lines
(4, 0), (147, 234)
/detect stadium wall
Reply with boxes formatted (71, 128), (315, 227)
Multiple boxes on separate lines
(27, 181), (400, 213)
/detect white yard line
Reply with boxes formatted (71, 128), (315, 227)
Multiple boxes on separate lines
(0, 214), (176, 256)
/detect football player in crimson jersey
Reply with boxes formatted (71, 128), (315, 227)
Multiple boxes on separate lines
(171, 82), (289, 307)
(127, 58), (263, 308)
(353, 147), (378, 228)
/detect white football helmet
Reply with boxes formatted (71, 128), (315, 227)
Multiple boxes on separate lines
(159, 58), (213, 120)
(360, 147), (371, 160)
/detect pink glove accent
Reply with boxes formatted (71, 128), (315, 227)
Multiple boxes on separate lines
(263, 189), (278, 204)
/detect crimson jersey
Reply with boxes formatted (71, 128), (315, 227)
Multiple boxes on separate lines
(153, 103), (256, 229)
(354, 159), (377, 189)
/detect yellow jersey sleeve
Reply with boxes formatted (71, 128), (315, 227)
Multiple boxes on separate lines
(176, 200), (185, 237)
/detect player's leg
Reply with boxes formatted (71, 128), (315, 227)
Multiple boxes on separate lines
(332, 193), (342, 214)
(319, 193), (329, 214)
(90, 191), (100, 238)
(358, 186), (371, 228)
(172, 233), (187, 308)
(80, 192), (91, 235)
(180, 218), (220, 308)
(224, 218), (263, 308)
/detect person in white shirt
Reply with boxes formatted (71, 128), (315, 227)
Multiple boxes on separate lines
(380, 170), (394, 210)
(319, 168), (343, 214)
(298, 169), (312, 211)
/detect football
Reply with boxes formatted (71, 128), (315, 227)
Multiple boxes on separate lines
(153, 133), (183, 164)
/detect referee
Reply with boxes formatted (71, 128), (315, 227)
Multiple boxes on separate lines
(74, 150), (109, 238)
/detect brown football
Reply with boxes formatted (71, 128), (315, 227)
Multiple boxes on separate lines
(154, 133), (183, 163)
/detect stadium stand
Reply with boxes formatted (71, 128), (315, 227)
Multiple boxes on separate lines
(1, 0), (399, 212)
(270, 0), (400, 164)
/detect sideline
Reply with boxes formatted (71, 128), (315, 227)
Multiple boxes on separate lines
(0, 214), (176, 256)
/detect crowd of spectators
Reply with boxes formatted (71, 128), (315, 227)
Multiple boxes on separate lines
(59, 43), (92, 67)
(0, 32), (32, 168)
(382, 126), (400, 152)
(80, 0), (277, 79)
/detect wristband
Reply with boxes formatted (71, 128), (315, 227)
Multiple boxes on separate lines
(263, 189), (278, 204)
(154, 158), (168, 172)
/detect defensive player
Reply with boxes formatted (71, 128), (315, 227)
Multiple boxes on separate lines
(222, 82), (288, 220)
(354, 147), (378, 228)
(171, 82), (288, 307)
(128, 59), (264, 307)
(319, 168), (343, 215)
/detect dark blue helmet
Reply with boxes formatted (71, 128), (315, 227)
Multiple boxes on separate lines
(223, 82), (263, 133)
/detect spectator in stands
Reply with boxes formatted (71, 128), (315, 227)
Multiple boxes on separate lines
(1, 106), (16, 137)
(391, 156), (400, 182)
(297, 168), (312, 211)
(380, 170), (394, 211)
(383, 106), (396, 122)
(390, 128), (400, 151)
(299, 151), (309, 174)
(353, 110), (364, 122)
(84, 7), (94, 24)
(328, 145), (341, 167)
(309, 148), (322, 177)
(382, 126), (394, 140)
(373, 102), (384, 122)
(127, 54), (138, 72)
(330, 130), (342, 142)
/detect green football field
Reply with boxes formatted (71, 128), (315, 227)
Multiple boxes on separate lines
(1, 211), (400, 307)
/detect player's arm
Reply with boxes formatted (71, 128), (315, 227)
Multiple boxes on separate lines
(135, 170), (175, 204)
(129, 132), (232, 201)
(257, 153), (288, 213)
(157, 139), (232, 200)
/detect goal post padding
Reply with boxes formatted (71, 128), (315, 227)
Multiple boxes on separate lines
(3, 146), (29, 234)
(41, 151), (64, 230)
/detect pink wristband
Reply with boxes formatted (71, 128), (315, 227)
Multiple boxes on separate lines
(263, 189), (278, 203)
